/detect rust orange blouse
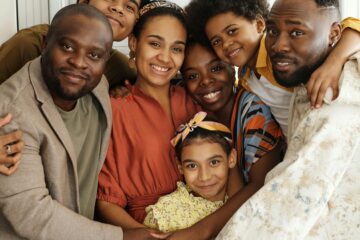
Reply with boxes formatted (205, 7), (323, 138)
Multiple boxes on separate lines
(97, 85), (198, 222)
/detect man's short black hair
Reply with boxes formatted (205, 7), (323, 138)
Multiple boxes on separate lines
(47, 4), (112, 42)
(185, 0), (269, 51)
(315, 0), (339, 8)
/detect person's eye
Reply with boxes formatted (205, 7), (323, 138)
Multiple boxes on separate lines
(149, 41), (160, 48)
(185, 73), (199, 81)
(211, 64), (225, 73)
(186, 163), (197, 169)
(210, 159), (220, 167)
(89, 52), (101, 60)
(126, 4), (135, 13)
(211, 38), (221, 47)
(172, 46), (184, 54)
(227, 28), (237, 36)
(290, 30), (304, 37)
(267, 28), (278, 37)
(62, 43), (73, 52)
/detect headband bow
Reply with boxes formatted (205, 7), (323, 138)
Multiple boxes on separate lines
(171, 111), (232, 147)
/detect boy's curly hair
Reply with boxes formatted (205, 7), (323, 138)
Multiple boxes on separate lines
(185, 0), (269, 48)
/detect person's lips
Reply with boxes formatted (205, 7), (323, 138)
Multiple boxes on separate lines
(106, 15), (124, 28)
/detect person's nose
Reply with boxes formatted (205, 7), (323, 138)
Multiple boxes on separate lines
(199, 74), (215, 88)
(157, 48), (171, 64)
(109, 2), (124, 16)
(198, 167), (211, 182)
(271, 33), (290, 54)
(68, 53), (88, 69)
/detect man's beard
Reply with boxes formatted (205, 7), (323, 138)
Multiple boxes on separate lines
(272, 54), (327, 88)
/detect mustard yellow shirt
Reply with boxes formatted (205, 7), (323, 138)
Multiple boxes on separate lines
(143, 181), (226, 233)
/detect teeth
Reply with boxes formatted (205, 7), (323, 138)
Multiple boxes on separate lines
(151, 64), (169, 72)
(276, 62), (290, 66)
(204, 91), (220, 99)
(229, 49), (240, 57)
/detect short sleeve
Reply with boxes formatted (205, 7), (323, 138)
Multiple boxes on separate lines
(341, 17), (360, 32)
(237, 91), (284, 181)
(0, 25), (46, 84)
(97, 136), (128, 207)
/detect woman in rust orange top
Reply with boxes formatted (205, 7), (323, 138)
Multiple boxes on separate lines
(96, 1), (198, 229)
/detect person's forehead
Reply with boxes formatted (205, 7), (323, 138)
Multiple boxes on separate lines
(269, 0), (319, 21)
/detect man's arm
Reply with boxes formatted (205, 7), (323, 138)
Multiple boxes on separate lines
(216, 105), (360, 240)
(0, 110), (124, 240)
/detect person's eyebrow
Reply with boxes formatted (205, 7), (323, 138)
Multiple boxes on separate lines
(209, 24), (237, 42)
(147, 35), (186, 46)
(130, 0), (140, 9)
(182, 154), (224, 163)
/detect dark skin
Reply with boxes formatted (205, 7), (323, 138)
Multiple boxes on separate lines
(151, 43), (283, 240)
(41, 14), (112, 111)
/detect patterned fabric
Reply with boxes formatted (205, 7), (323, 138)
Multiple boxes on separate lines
(231, 89), (283, 183)
(139, 0), (184, 17)
(216, 52), (360, 240)
(143, 181), (226, 232)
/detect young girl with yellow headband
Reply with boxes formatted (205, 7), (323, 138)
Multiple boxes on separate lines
(143, 111), (237, 233)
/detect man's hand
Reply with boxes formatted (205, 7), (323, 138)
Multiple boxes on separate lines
(0, 114), (24, 176)
(109, 80), (131, 98)
(123, 227), (166, 240)
(150, 227), (208, 240)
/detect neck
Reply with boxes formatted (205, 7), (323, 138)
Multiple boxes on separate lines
(213, 92), (236, 127)
(52, 95), (77, 111)
(135, 79), (171, 105)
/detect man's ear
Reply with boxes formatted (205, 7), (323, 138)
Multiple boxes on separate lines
(329, 22), (342, 47)
(176, 157), (184, 175)
(228, 148), (237, 169)
(255, 15), (266, 34)
(128, 34), (137, 53)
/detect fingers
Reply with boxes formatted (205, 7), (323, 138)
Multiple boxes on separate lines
(0, 130), (22, 147)
(150, 232), (172, 239)
(0, 159), (21, 176)
(0, 113), (12, 128)
(125, 79), (131, 89)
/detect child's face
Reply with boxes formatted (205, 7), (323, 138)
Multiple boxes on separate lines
(205, 11), (264, 68)
(86, 0), (141, 41)
(179, 140), (236, 202)
(182, 43), (235, 113)
(129, 15), (186, 89)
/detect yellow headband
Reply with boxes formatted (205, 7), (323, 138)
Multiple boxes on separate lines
(171, 111), (232, 147)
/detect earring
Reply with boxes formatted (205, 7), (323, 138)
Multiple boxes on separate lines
(330, 42), (336, 48)
(128, 50), (136, 69)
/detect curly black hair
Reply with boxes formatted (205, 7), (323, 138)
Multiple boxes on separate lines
(185, 0), (269, 50)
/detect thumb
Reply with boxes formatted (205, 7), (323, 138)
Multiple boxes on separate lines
(0, 113), (12, 128)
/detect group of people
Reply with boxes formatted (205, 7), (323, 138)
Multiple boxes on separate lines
(0, 0), (360, 239)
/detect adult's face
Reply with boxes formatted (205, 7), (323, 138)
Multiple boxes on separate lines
(182, 43), (234, 113)
(265, 0), (333, 87)
(130, 15), (187, 89)
(41, 14), (112, 109)
(86, 0), (141, 41)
